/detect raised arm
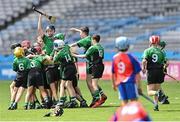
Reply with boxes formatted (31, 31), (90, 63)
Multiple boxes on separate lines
(69, 28), (82, 33)
(38, 14), (44, 37)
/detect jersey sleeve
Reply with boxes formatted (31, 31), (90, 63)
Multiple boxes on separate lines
(12, 59), (17, 71)
(53, 53), (60, 63)
(77, 37), (87, 47)
(128, 54), (141, 74)
(142, 49), (149, 60)
(42, 35), (48, 44)
(50, 50), (55, 57)
(77, 36), (91, 49)
(85, 46), (94, 57)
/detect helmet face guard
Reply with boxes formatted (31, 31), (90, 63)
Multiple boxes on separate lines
(53, 40), (65, 50)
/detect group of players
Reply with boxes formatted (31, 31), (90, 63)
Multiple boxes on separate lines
(8, 14), (107, 112)
(8, 13), (170, 119)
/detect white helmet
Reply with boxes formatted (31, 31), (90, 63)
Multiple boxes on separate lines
(54, 39), (65, 50)
(115, 36), (130, 51)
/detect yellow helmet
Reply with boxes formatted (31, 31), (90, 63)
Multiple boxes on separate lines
(14, 47), (24, 57)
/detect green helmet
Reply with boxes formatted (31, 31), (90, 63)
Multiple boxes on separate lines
(159, 41), (166, 49)
(54, 33), (65, 41)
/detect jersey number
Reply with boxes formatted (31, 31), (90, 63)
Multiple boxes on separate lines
(152, 54), (158, 63)
(18, 63), (25, 71)
(65, 54), (71, 62)
(30, 62), (36, 68)
(98, 49), (103, 58)
(118, 62), (125, 74)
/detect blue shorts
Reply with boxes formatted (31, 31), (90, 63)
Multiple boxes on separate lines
(118, 82), (138, 100)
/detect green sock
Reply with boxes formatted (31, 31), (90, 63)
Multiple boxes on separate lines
(70, 97), (76, 102)
(35, 100), (40, 104)
(98, 86), (104, 96)
(44, 96), (49, 103)
(24, 102), (28, 106)
(93, 90), (100, 100)
(59, 97), (65, 103)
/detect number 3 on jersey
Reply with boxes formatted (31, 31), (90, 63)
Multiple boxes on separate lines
(152, 54), (158, 63)
(118, 62), (125, 73)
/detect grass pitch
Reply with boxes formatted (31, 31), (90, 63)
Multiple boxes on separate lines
(0, 80), (180, 121)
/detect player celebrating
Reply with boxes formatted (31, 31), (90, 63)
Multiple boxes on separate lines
(53, 40), (78, 108)
(70, 27), (107, 107)
(142, 35), (166, 111)
(25, 45), (51, 109)
(72, 35), (106, 108)
(9, 47), (30, 110)
(38, 14), (60, 106)
(112, 36), (142, 106)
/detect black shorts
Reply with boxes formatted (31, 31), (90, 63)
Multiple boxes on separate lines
(45, 65), (60, 84)
(86, 62), (92, 74)
(161, 68), (167, 83)
(43, 70), (50, 89)
(92, 63), (104, 79)
(72, 74), (79, 88)
(27, 68), (44, 87)
(61, 64), (77, 81)
(14, 71), (28, 88)
(147, 69), (164, 85)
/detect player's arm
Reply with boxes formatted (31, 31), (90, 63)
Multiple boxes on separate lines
(69, 28), (82, 47)
(111, 73), (117, 91)
(69, 28), (82, 33)
(72, 53), (86, 58)
(142, 58), (147, 74)
(142, 49), (148, 74)
(136, 73), (142, 94)
(26, 54), (36, 59)
(70, 46), (86, 58)
(111, 59), (117, 91)
(43, 55), (53, 65)
(38, 14), (44, 37)
(69, 42), (78, 48)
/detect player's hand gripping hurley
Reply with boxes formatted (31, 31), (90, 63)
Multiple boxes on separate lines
(32, 6), (56, 23)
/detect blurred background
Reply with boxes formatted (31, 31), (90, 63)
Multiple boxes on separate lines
(0, 0), (180, 80)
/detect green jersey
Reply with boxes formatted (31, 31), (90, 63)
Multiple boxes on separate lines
(77, 36), (92, 53)
(30, 55), (48, 69)
(43, 35), (54, 55)
(142, 46), (165, 69)
(85, 43), (104, 64)
(13, 57), (30, 72)
(53, 45), (74, 65)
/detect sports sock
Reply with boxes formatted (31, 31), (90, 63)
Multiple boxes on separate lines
(93, 90), (100, 100)
(70, 97), (77, 102)
(44, 96), (49, 103)
(98, 86), (104, 96)
(80, 95), (86, 102)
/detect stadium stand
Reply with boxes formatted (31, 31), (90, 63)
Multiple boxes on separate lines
(0, 0), (180, 61)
